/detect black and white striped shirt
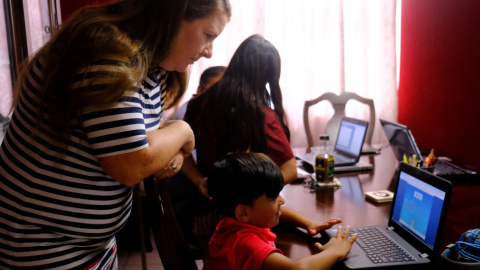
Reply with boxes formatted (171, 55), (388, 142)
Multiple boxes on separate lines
(0, 58), (168, 269)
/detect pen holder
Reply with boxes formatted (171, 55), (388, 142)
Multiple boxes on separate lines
(402, 161), (434, 173)
(422, 166), (435, 173)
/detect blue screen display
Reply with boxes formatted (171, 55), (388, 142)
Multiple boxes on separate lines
(391, 172), (445, 249)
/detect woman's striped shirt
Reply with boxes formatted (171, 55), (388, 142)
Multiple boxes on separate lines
(0, 58), (168, 269)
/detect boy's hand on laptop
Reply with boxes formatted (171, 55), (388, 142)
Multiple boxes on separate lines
(307, 218), (342, 236)
(315, 225), (358, 261)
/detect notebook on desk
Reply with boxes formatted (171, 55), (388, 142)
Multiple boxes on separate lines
(327, 162), (452, 269)
(296, 116), (373, 173)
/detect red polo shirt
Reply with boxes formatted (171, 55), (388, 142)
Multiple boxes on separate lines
(203, 217), (282, 270)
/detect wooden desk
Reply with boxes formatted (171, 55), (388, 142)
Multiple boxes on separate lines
(274, 146), (480, 268)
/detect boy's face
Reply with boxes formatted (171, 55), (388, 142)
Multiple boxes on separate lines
(246, 194), (285, 228)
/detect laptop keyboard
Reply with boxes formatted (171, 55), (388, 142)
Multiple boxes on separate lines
(351, 227), (416, 264)
(335, 155), (354, 164)
(434, 159), (471, 175)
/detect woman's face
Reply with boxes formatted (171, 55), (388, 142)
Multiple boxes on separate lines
(160, 10), (229, 72)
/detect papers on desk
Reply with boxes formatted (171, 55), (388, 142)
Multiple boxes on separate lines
(297, 166), (313, 179)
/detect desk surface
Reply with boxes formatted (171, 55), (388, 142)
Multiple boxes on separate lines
(274, 146), (480, 268)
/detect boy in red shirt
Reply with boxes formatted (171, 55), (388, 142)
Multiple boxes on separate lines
(204, 152), (358, 270)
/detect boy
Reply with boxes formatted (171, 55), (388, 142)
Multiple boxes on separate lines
(204, 152), (357, 270)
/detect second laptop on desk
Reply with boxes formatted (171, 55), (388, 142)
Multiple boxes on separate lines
(380, 118), (477, 180)
(296, 116), (373, 173)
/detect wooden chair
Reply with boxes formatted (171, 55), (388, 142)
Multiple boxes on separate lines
(144, 176), (199, 270)
(303, 92), (376, 150)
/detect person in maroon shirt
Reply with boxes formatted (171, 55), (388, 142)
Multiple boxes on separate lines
(183, 34), (299, 255)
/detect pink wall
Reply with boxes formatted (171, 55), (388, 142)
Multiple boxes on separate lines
(399, 0), (480, 170)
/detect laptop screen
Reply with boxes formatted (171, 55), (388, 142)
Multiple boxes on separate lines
(335, 118), (367, 156)
(391, 170), (446, 250)
(380, 119), (422, 161)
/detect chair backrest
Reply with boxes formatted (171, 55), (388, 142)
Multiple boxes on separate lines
(303, 92), (376, 150)
(144, 176), (199, 270)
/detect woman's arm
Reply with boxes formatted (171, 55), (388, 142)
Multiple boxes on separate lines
(98, 120), (194, 187)
(279, 158), (298, 185)
(181, 154), (210, 198)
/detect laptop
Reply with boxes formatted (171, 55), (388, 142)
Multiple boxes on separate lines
(296, 116), (373, 173)
(379, 119), (422, 162)
(327, 162), (452, 269)
(333, 117), (369, 166)
(380, 119), (477, 178)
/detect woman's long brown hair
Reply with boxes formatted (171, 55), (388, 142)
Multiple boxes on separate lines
(12, 0), (231, 151)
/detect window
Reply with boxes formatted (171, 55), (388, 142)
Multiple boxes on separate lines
(0, 0), (57, 142)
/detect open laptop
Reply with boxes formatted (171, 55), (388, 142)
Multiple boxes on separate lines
(327, 162), (452, 269)
(380, 119), (422, 162)
(296, 116), (373, 173)
(380, 119), (477, 178)
(333, 117), (369, 166)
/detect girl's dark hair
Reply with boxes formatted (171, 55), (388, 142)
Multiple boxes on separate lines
(186, 35), (289, 163)
(12, 0), (231, 150)
(198, 65), (226, 93)
(207, 152), (284, 218)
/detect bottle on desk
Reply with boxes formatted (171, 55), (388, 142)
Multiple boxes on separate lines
(315, 135), (335, 182)
(424, 148), (436, 168)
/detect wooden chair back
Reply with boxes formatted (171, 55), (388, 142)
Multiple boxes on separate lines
(303, 92), (376, 150)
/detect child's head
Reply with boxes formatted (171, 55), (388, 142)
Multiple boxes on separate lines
(197, 66), (226, 95)
(207, 152), (285, 228)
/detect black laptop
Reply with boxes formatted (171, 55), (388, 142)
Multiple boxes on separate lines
(333, 117), (369, 166)
(296, 116), (373, 173)
(327, 162), (452, 269)
(380, 119), (477, 179)
(379, 119), (422, 162)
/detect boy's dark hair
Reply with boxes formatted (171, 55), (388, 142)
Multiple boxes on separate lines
(207, 152), (284, 218)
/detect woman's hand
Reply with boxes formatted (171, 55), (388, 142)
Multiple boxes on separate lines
(193, 176), (210, 199)
(153, 150), (186, 179)
(181, 154), (212, 199)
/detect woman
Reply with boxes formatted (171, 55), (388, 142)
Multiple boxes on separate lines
(0, 0), (231, 268)
(183, 34), (297, 252)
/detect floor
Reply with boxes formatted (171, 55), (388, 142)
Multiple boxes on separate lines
(117, 229), (204, 270)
